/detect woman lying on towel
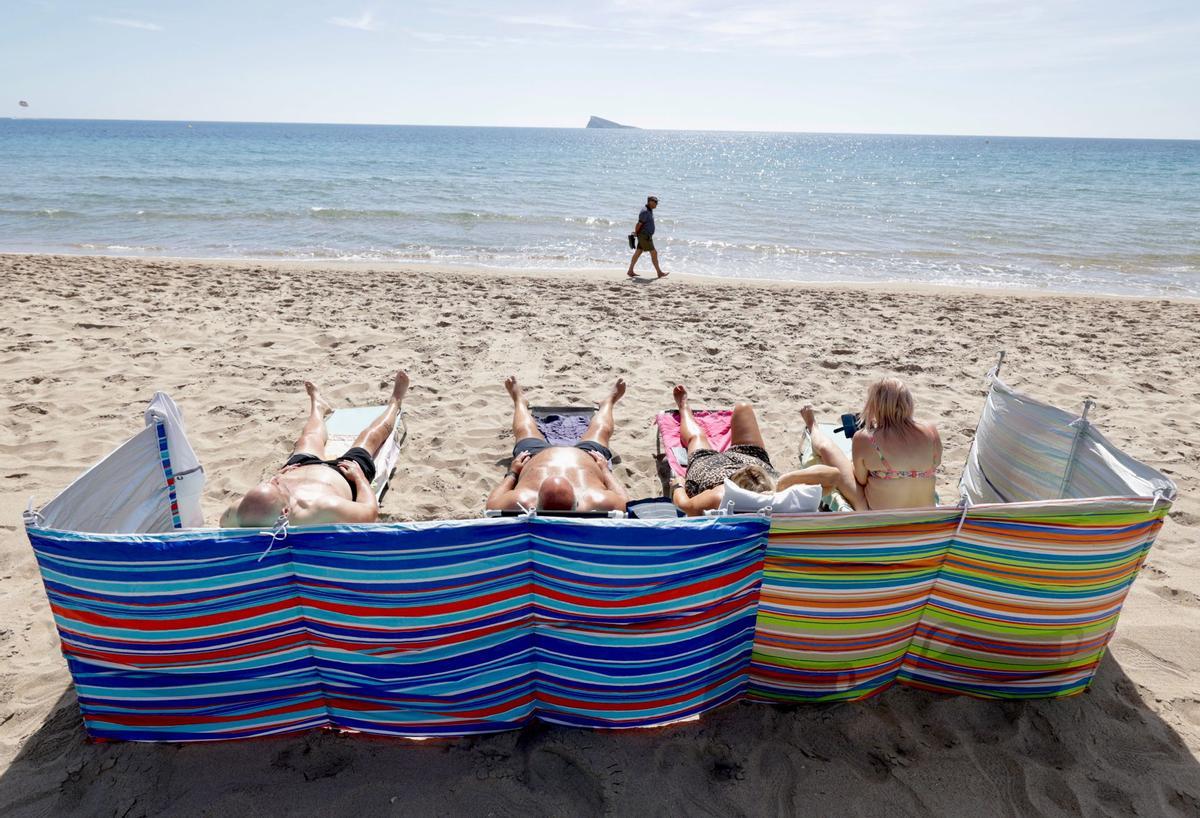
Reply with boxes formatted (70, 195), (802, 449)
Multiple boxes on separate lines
(669, 385), (845, 516)
(803, 377), (942, 510)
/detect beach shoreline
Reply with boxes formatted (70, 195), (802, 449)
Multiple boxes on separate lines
(5, 251), (1199, 304)
(1, 252), (1198, 815)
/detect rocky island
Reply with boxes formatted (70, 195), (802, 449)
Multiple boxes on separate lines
(586, 116), (637, 129)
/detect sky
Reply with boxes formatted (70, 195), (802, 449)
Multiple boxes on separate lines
(4, 0), (1199, 138)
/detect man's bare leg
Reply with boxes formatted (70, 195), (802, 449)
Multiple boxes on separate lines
(674, 384), (713, 454)
(626, 249), (642, 277)
(293, 381), (334, 457)
(801, 404), (864, 509)
(350, 369), (410, 456)
(650, 249), (667, 278)
(581, 378), (627, 448)
(506, 375), (544, 442)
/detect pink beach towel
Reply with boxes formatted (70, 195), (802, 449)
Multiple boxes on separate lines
(656, 410), (734, 477)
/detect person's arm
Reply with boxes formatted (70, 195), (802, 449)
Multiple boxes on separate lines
(672, 484), (722, 517)
(333, 461), (379, 522)
(851, 433), (870, 487)
(486, 472), (520, 510)
(313, 495), (379, 524)
(587, 451), (629, 509)
(486, 451), (531, 510)
(930, 423), (943, 469)
(776, 465), (841, 491)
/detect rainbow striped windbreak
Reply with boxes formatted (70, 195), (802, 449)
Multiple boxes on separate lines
(26, 497), (1169, 741)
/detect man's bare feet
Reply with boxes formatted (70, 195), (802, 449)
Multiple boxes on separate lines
(673, 383), (689, 410)
(604, 377), (627, 406)
(626, 270), (637, 278)
(505, 374), (527, 407)
(800, 404), (817, 432)
(391, 369), (410, 404)
(657, 271), (669, 279)
(304, 381), (333, 416)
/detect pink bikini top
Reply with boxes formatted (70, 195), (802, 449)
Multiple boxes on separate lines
(866, 433), (938, 480)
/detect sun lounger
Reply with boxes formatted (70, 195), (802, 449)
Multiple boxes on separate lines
(800, 423), (856, 512)
(655, 409), (733, 478)
(626, 497), (685, 519)
(800, 422), (854, 462)
(531, 405), (596, 446)
(323, 405), (406, 501)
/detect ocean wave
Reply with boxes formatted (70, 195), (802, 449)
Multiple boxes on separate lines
(563, 215), (618, 227)
(56, 206), (542, 223)
(0, 208), (82, 218)
(70, 242), (165, 253)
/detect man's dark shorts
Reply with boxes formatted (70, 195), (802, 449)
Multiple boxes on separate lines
(513, 438), (614, 465)
(285, 447), (376, 501)
(636, 234), (656, 252)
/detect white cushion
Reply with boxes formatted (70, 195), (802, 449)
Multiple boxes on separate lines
(720, 479), (821, 514)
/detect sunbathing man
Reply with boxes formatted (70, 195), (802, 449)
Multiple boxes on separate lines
(220, 370), (408, 527)
(486, 376), (629, 513)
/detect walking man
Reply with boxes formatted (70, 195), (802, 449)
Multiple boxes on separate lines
(626, 195), (668, 279)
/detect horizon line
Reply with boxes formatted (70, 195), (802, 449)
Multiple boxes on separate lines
(3, 115), (1199, 143)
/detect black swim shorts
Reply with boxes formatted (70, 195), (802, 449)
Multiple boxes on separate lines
(285, 446), (376, 501)
(512, 437), (614, 465)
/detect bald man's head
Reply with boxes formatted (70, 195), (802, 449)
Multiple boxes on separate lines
(537, 476), (577, 512)
(233, 483), (286, 527)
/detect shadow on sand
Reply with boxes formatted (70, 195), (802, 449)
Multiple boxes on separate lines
(2, 655), (1199, 817)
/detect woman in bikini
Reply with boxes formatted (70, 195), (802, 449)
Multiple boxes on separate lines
(803, 377), (942, 511)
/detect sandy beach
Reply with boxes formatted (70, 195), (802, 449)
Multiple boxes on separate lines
(1, 252), (1198, 816)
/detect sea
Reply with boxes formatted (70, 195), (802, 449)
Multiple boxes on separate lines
(2, 118), (1198, 297)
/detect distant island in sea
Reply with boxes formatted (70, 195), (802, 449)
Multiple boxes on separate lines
(586, 116), (636, 129)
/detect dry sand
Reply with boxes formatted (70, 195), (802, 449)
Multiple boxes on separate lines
(1, 253), (1198, 816)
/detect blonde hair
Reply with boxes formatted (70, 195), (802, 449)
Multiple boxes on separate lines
(861, 377), (916, 433)
(728, 464), (776, 494)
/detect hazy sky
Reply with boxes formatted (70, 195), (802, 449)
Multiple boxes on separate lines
(6, 0), (1199, 138)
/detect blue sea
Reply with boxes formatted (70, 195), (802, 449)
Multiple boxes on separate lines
(2, 119), (1198, 296)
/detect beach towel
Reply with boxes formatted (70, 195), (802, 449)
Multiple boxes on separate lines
(656, 409), (733, 477)
(531, 406), (596, 446)
(323, 405), (406, 501)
